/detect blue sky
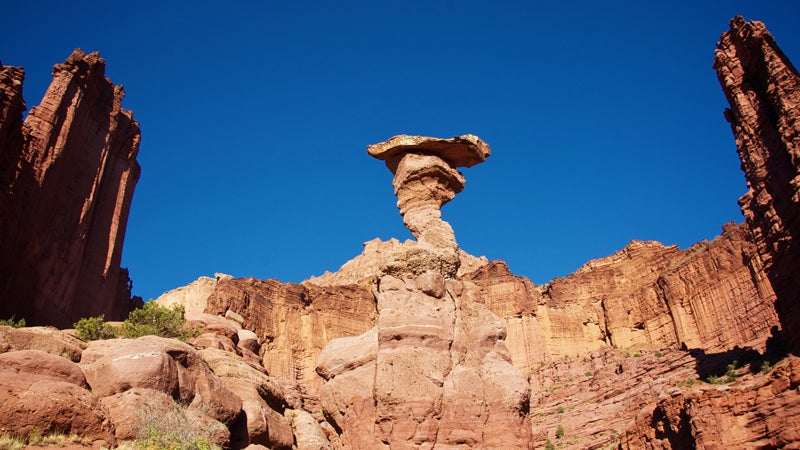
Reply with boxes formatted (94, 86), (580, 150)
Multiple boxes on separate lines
(3, 2), (799, 301)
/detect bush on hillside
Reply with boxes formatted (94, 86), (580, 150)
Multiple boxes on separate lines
(74, 302), (200, 341)
(74, 315), (118, 340)
(121, 302), (198, 340)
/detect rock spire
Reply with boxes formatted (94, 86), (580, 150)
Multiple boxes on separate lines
(714, 16), (800, 354)
(367, 134), (490, 278)
(0, 49), (141, 327)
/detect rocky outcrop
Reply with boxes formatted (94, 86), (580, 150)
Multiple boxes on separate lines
(463, 222), (779, 374)
(313, 135), (531, 449)
(0, 49), (141, 327)
(715, 16), (800, 354)
(205, 277), (377, 384)
(367, 134), (490, 278)
(307, 238), (488, 287)
(620, 355), (800, 449)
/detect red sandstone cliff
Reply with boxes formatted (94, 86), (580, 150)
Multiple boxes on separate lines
(0, 50), (141, 327)
(715, 16), (800, 354)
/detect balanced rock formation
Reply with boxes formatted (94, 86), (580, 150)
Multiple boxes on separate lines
(715, 16), (800, 354)
(0, 49), (141, 327)
(367, 134), (490, 278)
(313, 135), (531, 448)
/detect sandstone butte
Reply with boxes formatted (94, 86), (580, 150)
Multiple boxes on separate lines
(1, 15), (800, 450)
(0, 49), (141, 328)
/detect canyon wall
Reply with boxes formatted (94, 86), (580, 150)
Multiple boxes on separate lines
(0, 50), (141, 327)
(715, 16), (800, 354)
(464, 222), (779, 374)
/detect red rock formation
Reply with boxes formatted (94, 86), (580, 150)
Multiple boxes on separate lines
(620, 356), (800, 449)
(204, 277), (377, 384)
(0, 62), (25, 188)
(0, 49), (141, 327)
(715, 16), (800, 354)
(464, 222), (780, 374)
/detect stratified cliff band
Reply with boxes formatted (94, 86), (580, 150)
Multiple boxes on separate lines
(0, 49), (141, 327)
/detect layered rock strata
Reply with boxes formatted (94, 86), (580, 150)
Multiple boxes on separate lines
(463, 222), (779, 374)
(619, 356), (800, 449)
(715, 16), (800, 353)
(0, 49), (141, 327)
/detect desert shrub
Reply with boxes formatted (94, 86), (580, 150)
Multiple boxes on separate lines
(0, 429), (84, 448)
(121, 302), (199, 341)
(74, 315), (118, 340)
(655, 350), (663, 357)
(556, 424), (565, 439)
(0, 316), (26, 328)
(133, 399), (221, 450)
(544, 439), (556, 450)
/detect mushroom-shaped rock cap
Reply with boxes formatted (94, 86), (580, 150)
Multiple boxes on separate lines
(368, 134), (491, 168)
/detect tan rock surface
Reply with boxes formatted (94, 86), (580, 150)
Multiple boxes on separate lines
(154, 275), (222, 316)
(205, 277), (376, 383)
(367, 134), (490, 168)
(306, 238), (487, 287)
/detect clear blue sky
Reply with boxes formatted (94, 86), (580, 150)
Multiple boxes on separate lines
(3, 2), (799, 301)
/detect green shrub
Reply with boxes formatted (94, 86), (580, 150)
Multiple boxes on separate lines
(74, 315), (118, 340)
(655, 350), (663, 357)
(544, 439), (556, 450)
(121, 302), (199, 341)
(556, 406), (565, 414)
(556, 424), (565, 439)
(74, 302), (199, 342)
(0, 316), (26, 328)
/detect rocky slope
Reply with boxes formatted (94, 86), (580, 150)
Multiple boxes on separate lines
(0, 50), (141, 327)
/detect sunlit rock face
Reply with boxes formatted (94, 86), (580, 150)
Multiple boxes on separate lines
(315, 135), (532, 448)
(0, 49), (141, 327)
(715, 16), (800, 354)
(367, 134), (490, 278)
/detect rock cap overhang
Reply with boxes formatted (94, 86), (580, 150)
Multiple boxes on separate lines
(367, 134), (491, 168)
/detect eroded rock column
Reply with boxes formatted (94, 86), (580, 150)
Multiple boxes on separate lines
(368, 134), (489, 278)
(714, 16), (800, 354)
(317, 135), (532, 449)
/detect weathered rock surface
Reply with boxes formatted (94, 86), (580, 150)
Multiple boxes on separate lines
(205, 277), (377, 384)
(307, 238), (488, 287)
(367, 134), (491, 278)
(313, 135), (532, 448)
(463, 222), (779, 375)
(715, 16), (800, 355)
(0, 325), (85, 361)
(155, 274), (230, 317)
(620, 355), (800, 449)
(0, 49), (141, 327)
